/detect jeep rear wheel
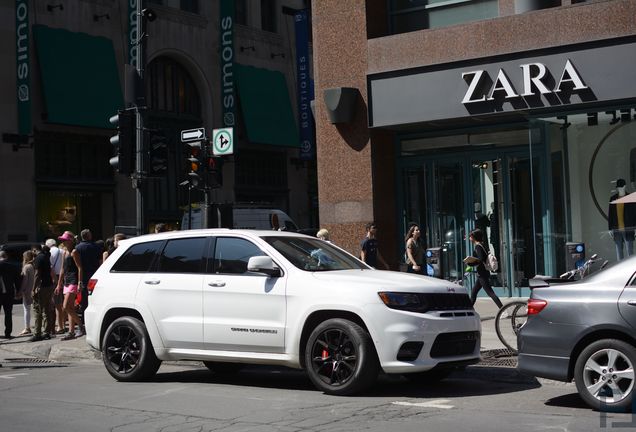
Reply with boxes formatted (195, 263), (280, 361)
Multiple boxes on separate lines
(305, 318), (379, 395)
(102, 316), (161, 382)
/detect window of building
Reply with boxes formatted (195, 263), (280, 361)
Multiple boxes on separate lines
(212, 237), (264, 274)
(112, 241), (164, 272)
(148, 0), (198, 14)
(236, 0), (247, 25)
(389, 0), (499, 34)
(235, 150), (287, 189)
(261, 0), (277, 33)
(146, 57), (201, 118)
(156, 237), (207, 273)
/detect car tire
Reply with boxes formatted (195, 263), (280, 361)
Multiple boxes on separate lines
(305, 318), (379, 396)
(102, 316), (161, 382)
(574, 338), (636, 412)
(403, 367), (454, 384)
(203, 361), (243, 375)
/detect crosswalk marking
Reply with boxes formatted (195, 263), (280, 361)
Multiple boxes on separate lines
(0, 373), (28, 379)
(392, 399), (454, 409)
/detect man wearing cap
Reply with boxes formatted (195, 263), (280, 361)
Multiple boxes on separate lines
(74, 229), (102, 335)
(0, 251), (21, 339)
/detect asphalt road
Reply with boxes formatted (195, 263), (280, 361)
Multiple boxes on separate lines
(0, 360), (633, 432)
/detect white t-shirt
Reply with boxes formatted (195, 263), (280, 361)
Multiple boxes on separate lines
(49, 246), (63, 276)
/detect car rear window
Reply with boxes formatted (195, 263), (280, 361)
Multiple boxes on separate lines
(111, 241), (163, 273)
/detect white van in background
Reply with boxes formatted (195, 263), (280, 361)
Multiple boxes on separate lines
(233, 208), (298, 231)
(181, 206), (298, 231)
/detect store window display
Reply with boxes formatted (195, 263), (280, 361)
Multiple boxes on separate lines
(608, 178), (636, 260)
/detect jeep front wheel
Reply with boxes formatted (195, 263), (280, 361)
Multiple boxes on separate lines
(102, 316), (161, 382)
(305, 318), (379, 395)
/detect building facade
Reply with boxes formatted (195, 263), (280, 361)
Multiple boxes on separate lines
(312, 0), (636, 295)
(1, 0), (315, 243)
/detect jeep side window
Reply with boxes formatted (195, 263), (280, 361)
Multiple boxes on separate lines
(213, 237), (264, 275)
(156, 237), (207, 274)
(111, 241), (164, 272)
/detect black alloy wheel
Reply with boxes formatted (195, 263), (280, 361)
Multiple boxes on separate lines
(305, 318), (379, 395)
(102, 316), (161, 382)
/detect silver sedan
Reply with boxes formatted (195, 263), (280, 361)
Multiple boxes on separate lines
(518, 256), (636, 412)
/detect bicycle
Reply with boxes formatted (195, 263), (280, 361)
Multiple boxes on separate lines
(494, 300), (528, 353)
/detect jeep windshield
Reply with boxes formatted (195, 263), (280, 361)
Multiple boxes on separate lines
(262, 236), (368, 271)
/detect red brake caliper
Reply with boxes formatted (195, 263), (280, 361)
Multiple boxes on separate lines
(321, 349), (329, 360)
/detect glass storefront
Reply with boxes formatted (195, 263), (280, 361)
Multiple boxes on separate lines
(398, 108), (636, 297)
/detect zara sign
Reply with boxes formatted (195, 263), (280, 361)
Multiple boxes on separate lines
(368, 41), (636, 128)
(461, 60), (588, 104)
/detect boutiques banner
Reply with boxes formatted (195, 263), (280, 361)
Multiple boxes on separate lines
(294, 10), (314, 161)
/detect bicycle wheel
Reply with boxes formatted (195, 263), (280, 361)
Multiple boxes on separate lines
(511, 302), (528, 336)
(494, 301), (527, 352)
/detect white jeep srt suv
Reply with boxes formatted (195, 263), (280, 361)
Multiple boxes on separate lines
(85, 230), (480, 395)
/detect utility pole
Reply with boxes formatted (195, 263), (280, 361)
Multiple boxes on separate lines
(132, 2), (156, 236)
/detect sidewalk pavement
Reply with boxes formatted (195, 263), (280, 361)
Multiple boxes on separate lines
(0, 298), (527, 364)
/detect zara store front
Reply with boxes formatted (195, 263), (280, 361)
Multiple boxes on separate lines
(369, 37), (636, 296)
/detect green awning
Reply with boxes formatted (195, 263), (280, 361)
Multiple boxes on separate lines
(33, 25), (123, 129)
(234, 64), (299, 148)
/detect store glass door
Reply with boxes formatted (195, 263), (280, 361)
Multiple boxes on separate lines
(400, 147), (547, 297)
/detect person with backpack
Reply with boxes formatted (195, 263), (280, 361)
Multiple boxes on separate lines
(465, 228), (503, 309)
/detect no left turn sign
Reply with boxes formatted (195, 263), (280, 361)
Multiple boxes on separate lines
(212, 127), (233, 155)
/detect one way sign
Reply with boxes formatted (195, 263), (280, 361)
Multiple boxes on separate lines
(181, 128), (206, 142)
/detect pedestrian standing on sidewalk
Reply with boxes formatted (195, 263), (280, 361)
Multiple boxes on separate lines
(18, 250), (35, 336)
(102, 233), (126, 262)
(465, 228), (503, 309)
(46, 238), (65, 335)
(74, 229), (102, 336)
(404, 224), (424, 274)
(0, 251), (21, 339)
(360, 222), (389, 270)
(30, 245), (55, 342)
(56, 231), (82, 341)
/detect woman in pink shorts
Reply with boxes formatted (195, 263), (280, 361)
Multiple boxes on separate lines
(55, 231), (82, 341)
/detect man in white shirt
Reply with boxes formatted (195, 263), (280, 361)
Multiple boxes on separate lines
(45, 239), (65, 334)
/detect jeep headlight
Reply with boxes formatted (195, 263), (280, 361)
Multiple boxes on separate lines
(378, 292), (423, 311)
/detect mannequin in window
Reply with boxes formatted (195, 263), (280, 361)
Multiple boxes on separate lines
(474, 203), (490, 250)
(608, 178), (636, 260)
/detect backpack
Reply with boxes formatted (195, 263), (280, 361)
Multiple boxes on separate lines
(479, 244), (498, 272)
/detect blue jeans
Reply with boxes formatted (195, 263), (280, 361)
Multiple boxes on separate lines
(614, 230), (634, 260)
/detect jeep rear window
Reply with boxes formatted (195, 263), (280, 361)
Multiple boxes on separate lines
(111, 240), (163, 272)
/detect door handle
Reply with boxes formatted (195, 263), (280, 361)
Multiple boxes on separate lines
(144, 280), (160, 285)
(208, 281), (226, 287)
(627, 300), (636, 306)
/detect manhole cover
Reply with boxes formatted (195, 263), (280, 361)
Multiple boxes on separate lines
(3, 358), (67, 368)
(477, 349), (518, 368)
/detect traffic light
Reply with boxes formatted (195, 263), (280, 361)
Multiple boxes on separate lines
(206, 156), (224, 188)
(185, 142), (203, 186)
(109, 110), (135, 175)
(147, 130), (169, 176)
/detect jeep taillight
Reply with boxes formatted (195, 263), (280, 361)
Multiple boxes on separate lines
(87, 278), (97, 294)
(527, 298), (547, 315)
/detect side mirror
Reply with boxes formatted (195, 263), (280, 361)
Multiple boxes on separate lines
(247, 256), (281, 277)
